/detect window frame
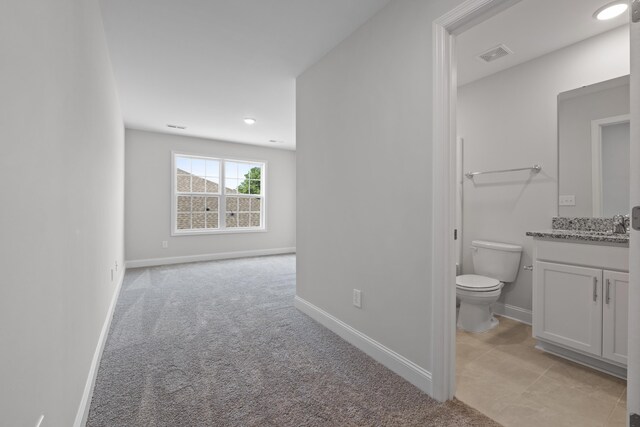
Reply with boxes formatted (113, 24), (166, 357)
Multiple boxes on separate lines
(171, 151), (267, 236)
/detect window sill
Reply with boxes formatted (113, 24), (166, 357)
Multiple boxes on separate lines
(171, 228), (267, 237)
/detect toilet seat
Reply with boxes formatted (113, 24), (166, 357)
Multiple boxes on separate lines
(456, 274), (502, 292)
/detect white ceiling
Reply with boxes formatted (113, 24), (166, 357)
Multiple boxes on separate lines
(457, 0), (629, 86)
(99, 0), (391, 150)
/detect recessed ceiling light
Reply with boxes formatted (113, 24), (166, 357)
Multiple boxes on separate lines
(594, 1), (628, 20)
(243, 117), (257, 125)
(167, 124), (186, 130)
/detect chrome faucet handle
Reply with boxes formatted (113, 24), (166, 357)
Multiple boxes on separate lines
(612, 215), (626, 234)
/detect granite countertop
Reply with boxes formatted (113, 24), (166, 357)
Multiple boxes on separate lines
(526, 229), (629, 244)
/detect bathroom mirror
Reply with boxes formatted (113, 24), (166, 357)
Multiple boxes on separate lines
(558, 75), (630, 217)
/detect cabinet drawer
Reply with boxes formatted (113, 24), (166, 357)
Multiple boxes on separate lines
(534, 240), (628, 271)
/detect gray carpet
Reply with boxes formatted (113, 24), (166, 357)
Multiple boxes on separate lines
(87, 255), (499, 426)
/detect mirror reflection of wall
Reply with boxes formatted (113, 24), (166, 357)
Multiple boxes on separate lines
(600, 120), (630, 217)
(558, 75), (630, 218)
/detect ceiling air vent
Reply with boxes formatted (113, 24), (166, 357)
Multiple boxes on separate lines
(167, 124), (186, 130)
(477, 44), (512, 63)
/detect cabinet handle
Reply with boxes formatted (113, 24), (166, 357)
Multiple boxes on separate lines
(606, 279), (611, 305)
(593, 277), (598, 302)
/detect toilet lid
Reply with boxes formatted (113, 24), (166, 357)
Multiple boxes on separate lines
(456, 274), (502, 291)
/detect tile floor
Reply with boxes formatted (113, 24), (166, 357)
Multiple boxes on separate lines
(456, 316), (627, 427)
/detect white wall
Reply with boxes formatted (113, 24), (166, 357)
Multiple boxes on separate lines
(297, 0), (465, 379)
(0, 1), (124, 425)
(458, 26), (629, 314)
(558, 80), (629, 217)
(125, 129), (296, 265)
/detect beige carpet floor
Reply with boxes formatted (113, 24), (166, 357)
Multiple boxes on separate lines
(87, 255), (500, 426)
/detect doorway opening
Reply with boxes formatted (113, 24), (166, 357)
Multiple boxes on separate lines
(432, 0), (631, 425)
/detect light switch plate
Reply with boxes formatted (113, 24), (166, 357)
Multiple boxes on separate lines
(559, 195), (575, 206)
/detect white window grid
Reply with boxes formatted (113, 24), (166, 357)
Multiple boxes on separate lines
(172, 152), (266, 235)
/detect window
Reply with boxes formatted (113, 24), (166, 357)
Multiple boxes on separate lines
(173, 153), (265, 234)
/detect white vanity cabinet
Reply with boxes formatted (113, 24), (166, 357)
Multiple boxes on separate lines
(531, 239), (629, 376)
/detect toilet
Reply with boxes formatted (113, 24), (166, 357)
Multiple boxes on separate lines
(456, 240), (522, 333)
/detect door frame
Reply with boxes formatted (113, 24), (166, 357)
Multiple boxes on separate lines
(431, 0), (519, 402)
(591, 114), (631, 216)
(627, 2), (639, 421)
(432, 1), (638, 420)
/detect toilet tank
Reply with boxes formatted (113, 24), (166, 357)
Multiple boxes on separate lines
(471, 240), (523, 283)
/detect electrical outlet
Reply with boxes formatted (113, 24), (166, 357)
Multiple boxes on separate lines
(115, 261), (118, 272)
(559, 195), (575, 206)
(353, 289), (362, 308)
(162, 241), (168, 249)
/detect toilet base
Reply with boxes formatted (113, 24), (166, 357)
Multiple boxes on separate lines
(457, 300), (500, 333)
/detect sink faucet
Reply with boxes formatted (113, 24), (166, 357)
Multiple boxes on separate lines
(612, 215), (626, 234)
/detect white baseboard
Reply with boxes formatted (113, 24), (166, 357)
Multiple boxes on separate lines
(294, 296), (433, 395)
(125, 247), (296, 269)
(493, 302), (532, 325)
(73, 269), (126, 427)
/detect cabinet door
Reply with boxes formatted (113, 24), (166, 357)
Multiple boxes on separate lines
(602, 271), (629, 365)
(533, 261), (603, 356)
